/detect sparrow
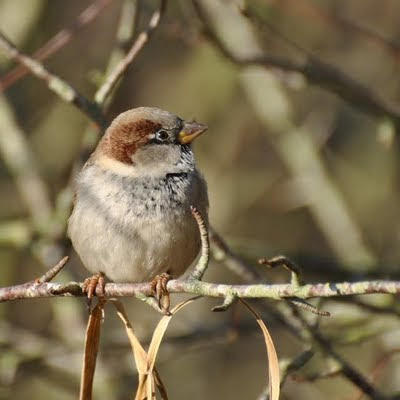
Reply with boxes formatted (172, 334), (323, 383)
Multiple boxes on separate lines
(68, 107), (209, 306)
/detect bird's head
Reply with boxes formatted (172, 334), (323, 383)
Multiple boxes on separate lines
(95, 107), (207, 177)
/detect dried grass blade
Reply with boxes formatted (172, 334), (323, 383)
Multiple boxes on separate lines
(147, 297), (202, 368)
(147, 374), (155, 400)
(240, 299), (280, 400)
(145, 297), (202, 398)
(153, 368), (169, 400)
(112, 300), (149, 373)
(113, 297), (201, 400)
(112, 300), (151, 400)
(79, 301), (105, 400)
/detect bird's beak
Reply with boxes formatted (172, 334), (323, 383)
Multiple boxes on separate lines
(178, 121), (208, 144)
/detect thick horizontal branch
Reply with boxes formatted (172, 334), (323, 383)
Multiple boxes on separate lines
(1, 278), (399, 303)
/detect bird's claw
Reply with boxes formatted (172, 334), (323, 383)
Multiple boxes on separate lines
(82, 272), (105, 311)
(150, 273), (172, 314)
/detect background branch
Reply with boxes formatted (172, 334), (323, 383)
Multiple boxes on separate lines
(0, 32), (106, 128)
(94, 0), (167, 107)
(2, 1), (400, 399)
(0, 0), (114, 91)
(193, 0), (400, 130)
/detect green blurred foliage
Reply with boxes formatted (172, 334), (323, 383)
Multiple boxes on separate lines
(1, 0), (400, 399)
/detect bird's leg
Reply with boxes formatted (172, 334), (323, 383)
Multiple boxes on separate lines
(82, 272), (105, 310)
(150, 272), (172, 313)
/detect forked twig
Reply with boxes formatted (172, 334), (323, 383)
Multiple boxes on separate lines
(259, 256), (330, 316)
(0, 32), (106, 128)
(259, 255), (303, 286)
(0, 0), (113, 91)
(95, 0), (167, 106)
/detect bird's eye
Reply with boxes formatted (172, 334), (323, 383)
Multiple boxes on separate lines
(155, 130), (169, 142)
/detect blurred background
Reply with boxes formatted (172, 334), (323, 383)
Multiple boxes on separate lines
(1, 0), (400, 399)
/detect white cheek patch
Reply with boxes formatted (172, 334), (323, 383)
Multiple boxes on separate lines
(96, 143), (192, 179)
(97, 156), (139, 177)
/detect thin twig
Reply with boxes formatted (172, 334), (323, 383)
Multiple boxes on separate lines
(0, 94), (53, 231)
(259, 258), (329, 315)
(211, 291), (237, 312)
(94, 0), (140, 111)
(208, 226), (386, 398)
(210, 228), (262, 282)
(292, 308), (389, 400)
(192, 0), (400, 129)
(0, 32), (106, 129)
(188, 206), (210, 281)
(259, 255), (303, 286)
(51, 0), (143, 241)
(94, 0), (167, 106)
(258, 349), (314, 399)
(0, 0), (114, 91)
(277, 0), (400, 63)
(352, 348), (400, 400)
(289, 298), (330, 317)
(135, 292), (167, 314)
(291, 366), (342, 383)
(35, 256), (69, 283)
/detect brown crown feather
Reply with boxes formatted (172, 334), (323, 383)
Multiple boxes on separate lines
(97, 119), (162, 164)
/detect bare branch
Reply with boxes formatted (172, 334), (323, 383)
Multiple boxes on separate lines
(94, 0), (167, 106)
(211, 291), (237, 312)
(292, 308), (389, 400)
(210, 228), (262, 282)
(1, 277), (400, 303)
(193, 0), (400, 129)
(259, 255), (303, 286)
(209, 228), (388, 399)
(49, 0), (144, 245)
(0, 95), (53, 231)
(276, 0), (400, 64)
(0, 0), (114, 91)
(0, 32), (106, 129)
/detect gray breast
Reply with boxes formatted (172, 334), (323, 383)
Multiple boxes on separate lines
(77, 168), (199, 235)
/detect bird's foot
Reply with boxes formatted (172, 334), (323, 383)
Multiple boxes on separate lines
(150, 272), (172, 314)
(82, 272), (105, 310)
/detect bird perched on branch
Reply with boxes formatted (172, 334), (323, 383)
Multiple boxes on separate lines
(68, 107), (209, 309)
